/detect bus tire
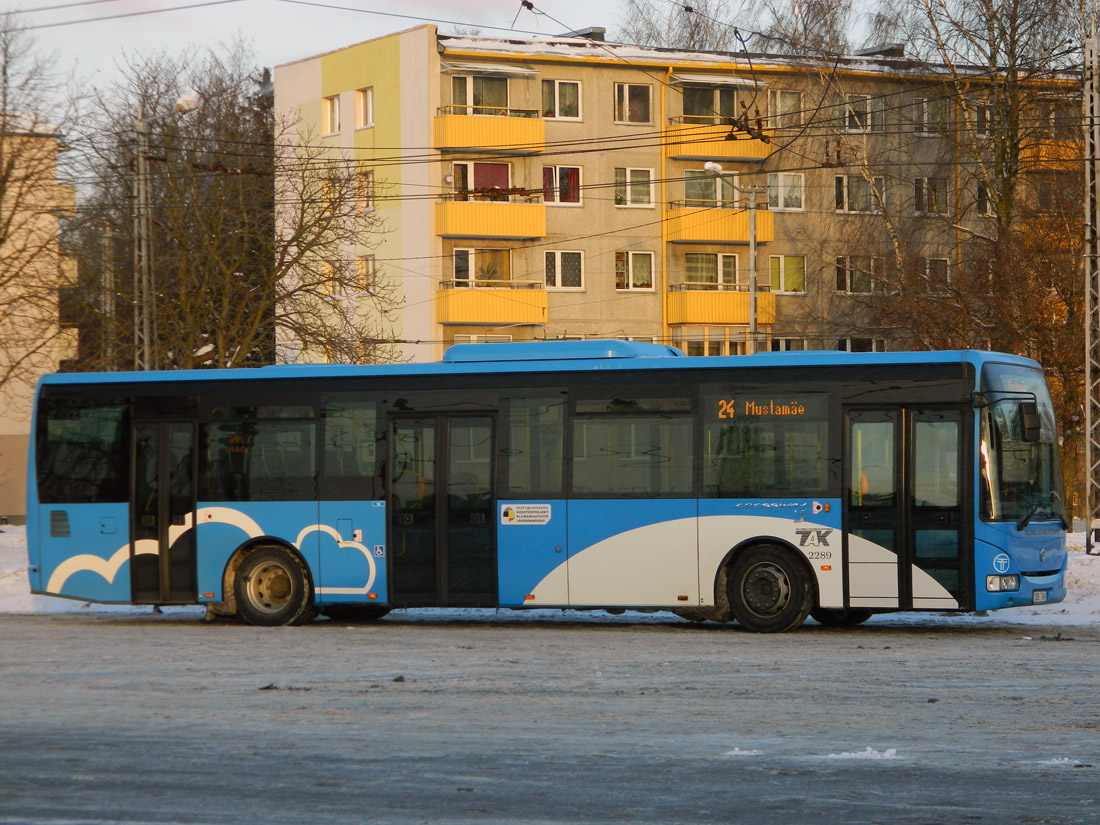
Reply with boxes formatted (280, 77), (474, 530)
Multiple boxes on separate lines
(810, 608), (873, 628)
(322, 605), (392, 622)
(234, 546), (316, 627)
(727, 545), (812, 633)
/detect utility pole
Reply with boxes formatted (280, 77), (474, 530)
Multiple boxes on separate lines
(131, 95), (198, 371)
(1084, 31), (1100, 554)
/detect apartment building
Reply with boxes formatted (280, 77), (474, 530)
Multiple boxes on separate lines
(0, 118), (78, 520)
(273, 26), (1078, 362)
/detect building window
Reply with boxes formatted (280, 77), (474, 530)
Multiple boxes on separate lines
(1035, 100), (1077, 139)
(835, 175), (884, 213)
(914, 177), (948, 215)
(845, 94), (883, 132)
(452, 75), (508, 116)
(454, 248), (511, 285)
(615, 251), (654, 290)
(835, 255), (882, 294)
(453, 334), (513, 345)
(614, 83), (651, 123)
(684, 169), (737, 207)
(545, 250), (584, 289)
(769, 255), (805, 293)
(542, 165), (581, 204)
(323, 259), (342, 297)
(356, 170), (375, 212)
(356, 255), (377, 293)
(972, 102), (992, 137)
(321, 178), (339, 216)
(977, 182), (995, 216)
(685, 253), (739, 290)
(323, 95), (340, 134)
(921, 257), (950, 294)
(682, 85), (737, 124)
(542, 79), (580, 119)
(769, 338), (806, 351)
(767, 173), (804, 210)
(838, 338), (885, 352)
(453, 161), (510, 201)
(769, 90), (801, 128)
(614, 167), (653, 206)
(913, 97), (948, 135)
(674, 326), (745, 356)
(355, 87), (374, 128)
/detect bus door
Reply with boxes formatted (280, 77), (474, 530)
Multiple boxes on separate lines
(388, 415), (496, 606)
(131, 421), (197, 603)
(845, 408), (965, 610)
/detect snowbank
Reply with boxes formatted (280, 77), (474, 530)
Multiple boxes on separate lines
(2, 525), (1098, 625)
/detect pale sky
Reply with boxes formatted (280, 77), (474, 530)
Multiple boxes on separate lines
(20, 0), (630, 86)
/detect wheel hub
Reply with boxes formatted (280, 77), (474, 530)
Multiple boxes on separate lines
(247, 562), (293, 613)
(742, 562), (791, 616)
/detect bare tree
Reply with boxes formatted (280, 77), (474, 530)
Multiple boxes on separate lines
(68, 42), (398, 371)
(617, 0), (741, 50)
(753, 0), (852, 54)
(0, 14), (74, 402)
(827, 0), (1085, 510)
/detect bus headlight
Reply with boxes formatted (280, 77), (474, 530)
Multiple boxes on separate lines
(986, 574), (1020, 592)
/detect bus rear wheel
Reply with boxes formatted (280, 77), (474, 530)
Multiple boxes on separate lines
(234, 547), (316, 627)
(811, 608), (873, 628)
(727, 546), (812, 633)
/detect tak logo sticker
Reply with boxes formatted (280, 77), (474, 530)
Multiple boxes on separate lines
(795, 528), (833, 547)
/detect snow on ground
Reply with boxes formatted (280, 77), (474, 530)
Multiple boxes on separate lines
(2, 523), (1099, 625)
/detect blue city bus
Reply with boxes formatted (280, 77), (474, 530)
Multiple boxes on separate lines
(26, 341), (1067, 632)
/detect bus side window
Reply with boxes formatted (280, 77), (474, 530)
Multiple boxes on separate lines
(501, 394), (565, 498)
(321, 397), (382, 500)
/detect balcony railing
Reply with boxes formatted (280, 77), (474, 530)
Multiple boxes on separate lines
(436, 279), (547, 325)
(665, 203), (774, 244)
(669, 282), (772, 292)
(446, 190), (543, 204)
(434, 107), (544, 154)
(435, 198), (546, 239)
(438, 105), (540, 118)
(666, 287), (776, 326)
(665, 117), (772, 161)
(441, 279), (543, 290)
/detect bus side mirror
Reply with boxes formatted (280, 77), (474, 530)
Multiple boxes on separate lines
(1019, 401), (1041, 443)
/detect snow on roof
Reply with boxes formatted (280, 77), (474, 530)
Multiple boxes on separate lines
(436, 32), (1077, 82)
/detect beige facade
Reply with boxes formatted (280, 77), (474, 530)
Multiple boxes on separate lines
(273, 27), (1076, 362)
(0, 122), (78, 520)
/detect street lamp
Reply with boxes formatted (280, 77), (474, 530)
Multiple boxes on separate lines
(704, 161), (763, 354)
(132, 93), (198, 371)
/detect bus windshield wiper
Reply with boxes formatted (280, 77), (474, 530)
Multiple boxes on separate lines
(1017, 496), (1069, 531)
(1017, 502), (1044, 531)
(1050, 491), (1071, 531)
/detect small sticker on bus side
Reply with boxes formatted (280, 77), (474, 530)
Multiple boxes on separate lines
(501, 503), (552, 525)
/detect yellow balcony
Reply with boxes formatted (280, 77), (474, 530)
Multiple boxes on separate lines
(665, 120), (772, 161)
(1020, 139), (1080, 172)
(434, 108), (544, 154)
(436, 199), (546, 240)
(665, 204), (774, 244)
(666, 286), (776, 326)
(436, 281), (547, 326)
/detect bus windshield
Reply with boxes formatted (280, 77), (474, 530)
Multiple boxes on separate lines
(979, 363), (1062, 524)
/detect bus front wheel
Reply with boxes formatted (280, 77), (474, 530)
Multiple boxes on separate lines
(234, 547), (316, 627)
(727, 546), (812, 633)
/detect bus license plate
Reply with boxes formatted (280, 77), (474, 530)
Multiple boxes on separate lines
(1032, 590), (1048, 604)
